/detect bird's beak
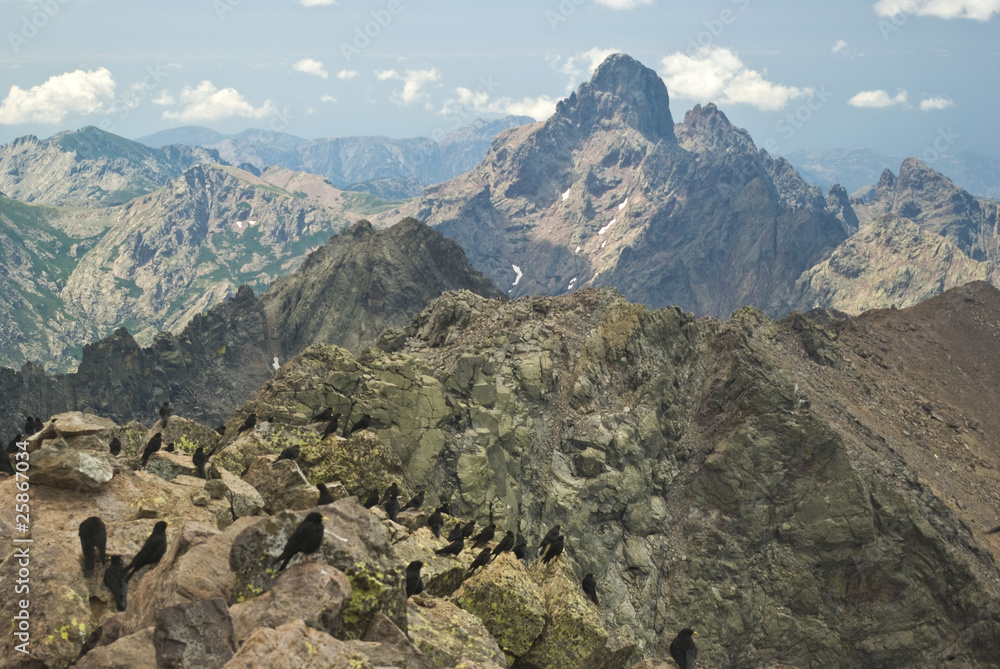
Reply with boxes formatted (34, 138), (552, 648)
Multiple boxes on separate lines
(693, 630), (698, 635)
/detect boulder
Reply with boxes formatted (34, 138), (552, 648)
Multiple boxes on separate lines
(152, 598), (236, 668)
(30, 435), (115, 491)
(205, 466), (265, 519)
(230, 560), (352, 643)
(229, 497), (407, 638)
(143, 449), (199, 482)
(391, 526), (474, 597)
(361, 613), (436, 669)
(224, 619), (372, 669)
(74, 627), (157, 669)
(406, 596), (508, 669)
(453, 552), (546, 656)
(242, 456), (316, 513)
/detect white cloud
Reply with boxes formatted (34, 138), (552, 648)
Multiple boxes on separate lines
(920, 95), (955, 110)
(848, 89), (909, 108)
(376, 68), (441, 105)
(0, 68), (115, 125)
(874, 0), (1000, 20)
(440, 87), (556, 122)
(153, 90), (175, 106)
(297, 0), (336, 5)
(832, 39), (849, 53)
(595, 0), (654, 8)
(320, 94), (337, 103)
(336, 69), (358, 80)
(293, 58), (328, 79)
(162, 81), (276, 122)
(660, 47), (809, 111)
(555, 47), (619, 91)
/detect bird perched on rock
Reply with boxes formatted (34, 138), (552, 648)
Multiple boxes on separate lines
(23, 416), (33, 434)
(76, 627), (102, 661)
(124, 521), (168, 581)
(164, 442), (175, 453)
(314, 407), (334, 422)
(7, 434), (23, 454)
(104, 556), (128, 611)
(316, 483), (335, 505)
(446, 520), (468, 542)
(192, 447), (207, 479)
(541, 535), (564, 564)
(428, 503), (449, 538)
(273, 512), (325, 572)
(383, 492), (400, 522)
(215, 424), (226, 436)
(401, 489), (425, 512)
(237, 413), (257, 435)
(468, 547), (492, 575)
(140, 433), (162, 468)
(109, 437), (121, 456)
(276, 444), (300, 462)
(321, 415), (341, 439)
(669, 628), (698, 669)
(582, 573), (599, 606)
(491, 530), (515, 559)
(78, 516), (107, 575)
(472, 523), (496, 549)
(513, 534), (529, 561)
(159, 402), (172, 427)
(0, 449), (13, 475)
(460, 520), (477, 539)
(381, 482), (400, 504)
(435, 537), (464, 556)
(362, 489), (380, 509)
(32, 417), (43, 434)
(539, 524), (561, 553)
(345, 414), (371, 437)
(405, 560), (424, 597)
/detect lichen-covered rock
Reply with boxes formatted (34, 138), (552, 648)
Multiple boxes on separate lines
(143, 449), (198, 481)
(242, 456), (316, 513)
(229, 497), (407, 638)
(30, 434), (115, 490)
(361, 613), (436, 669)
(205, 466), (265, 518)
(392, 526), (474, 597)
(406, 596), (509, 669)
(74, 627), (157, 669)
(303, 429), (407, 496)
(152, 598), (236, 668)
(224, 619), (372, 669)
(454, 553), (546, 656)
(229, 560), (352, 643)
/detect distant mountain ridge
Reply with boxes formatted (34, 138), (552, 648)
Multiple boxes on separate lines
(136, 116), (536, 193)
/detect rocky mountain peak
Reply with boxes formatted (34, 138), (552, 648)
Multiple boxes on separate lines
(554, 52), (676, 144)
(874, 167), (897, 202)
(674, 103), (756, 154)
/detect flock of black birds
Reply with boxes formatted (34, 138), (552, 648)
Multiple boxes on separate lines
(76, 516), (167, 615)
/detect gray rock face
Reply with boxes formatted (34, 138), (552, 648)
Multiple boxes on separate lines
(152, 598), (236, 668)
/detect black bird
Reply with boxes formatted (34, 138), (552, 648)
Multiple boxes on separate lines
(215, 424), (226, 436)
(109, 437), (121, 456)
(78, 516), (107, 575)
(401, 489), (425, 512)
(380, 482), (400, 504)
(316, 483), (335, 505)
(582, 573), (599, 606)
(460, 520), (477, 539)
(273, 512), (325, 572)
(435, 537), (464, 556)
(384, 494), (400, 522)
(192, 447), (207, 479)
(467, 547), (492, 574)
(23, 416), (33, 434)
(471, 523), (496, 549)
(164, 442), (175, 453)
(140, 433), (162, 468)
(159, 401), (172, 427)
(0, 448), (13, 476)
(321, 415), (342, 439)
(7, 434), (23, 454)
(76, 627), (102, 660)
(539, 524), (561, 553)
(276, 444), (300, 462)
(237, 413), (257, 435)
(446, 520), (466, 542)
(669, 629), (698, 669)
(362, 489), (380, 509)
(428, 503), (449, 538)
(513, 534), (529, 561)
(314, 407), (334, 422)
(124, 521), (168, 581)
(345, 414), (371, 437)
(405, 560), (424, 597)
(541, 535), (564, 565)
(491, 530), (515, 559)
(33, 417), (43, 433)
(103, 556), (128, 611)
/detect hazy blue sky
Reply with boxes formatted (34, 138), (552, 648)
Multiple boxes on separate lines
(0, 0), (997, 159)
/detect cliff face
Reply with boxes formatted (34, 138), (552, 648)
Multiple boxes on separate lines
(385, 55), (847, 320)
(230, 282), (1000, 668)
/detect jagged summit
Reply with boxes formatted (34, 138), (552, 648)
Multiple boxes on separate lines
(674, 103), (756, 154)
(554, 53), (676, 144)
